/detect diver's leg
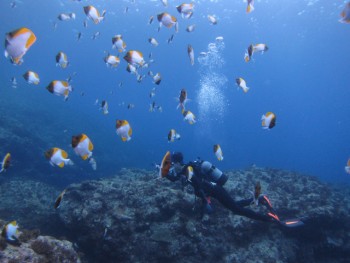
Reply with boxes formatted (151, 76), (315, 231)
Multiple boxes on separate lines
(210, 185), (272, 222)
(235, 198), (254, 207)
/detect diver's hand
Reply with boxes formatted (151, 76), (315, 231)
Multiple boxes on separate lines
(153, 163), (160, 172)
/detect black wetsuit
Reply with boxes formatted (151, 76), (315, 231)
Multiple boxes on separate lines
(166, 162), (273, 222)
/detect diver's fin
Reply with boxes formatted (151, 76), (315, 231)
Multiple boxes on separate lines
(280, 218), (304, 228)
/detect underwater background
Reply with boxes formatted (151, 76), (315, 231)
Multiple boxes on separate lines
(1, 0), (350, 185)
(1, 0), (350, 262)
(1, 0), (350, 186)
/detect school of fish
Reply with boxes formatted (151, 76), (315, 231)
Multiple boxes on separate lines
(1, 0), (350, 239)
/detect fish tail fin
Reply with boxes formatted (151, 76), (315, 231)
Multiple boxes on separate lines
(65, 159), (74, 166)
(247, 4), (254, 13)
(89, 158), (97, 170)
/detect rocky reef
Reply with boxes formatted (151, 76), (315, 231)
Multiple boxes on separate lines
(56, 167), (350, 263)
(0, 219), (80, 263)
(0, 179), (61, 234)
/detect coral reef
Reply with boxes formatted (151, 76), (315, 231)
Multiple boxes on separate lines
(0, 179), (61, 235)
(57, 167), (350, 263)
(0, 219), (80, 263)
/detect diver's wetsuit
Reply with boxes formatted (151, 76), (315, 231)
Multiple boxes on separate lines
(166, 163), (273, 222)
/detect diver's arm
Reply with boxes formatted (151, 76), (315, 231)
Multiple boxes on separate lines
(191, 176), (208, 203)
(165, 169), (181, 182)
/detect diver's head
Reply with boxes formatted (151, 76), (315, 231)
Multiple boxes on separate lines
(171, 152), (184, 174)
(171, 152), (183, 165)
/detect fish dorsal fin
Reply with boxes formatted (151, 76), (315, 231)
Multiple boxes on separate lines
(128, 127), (132, 137)
(61, 150), (68, 159)
(26, 31), (37, 49)
(88, 141), (94, 151)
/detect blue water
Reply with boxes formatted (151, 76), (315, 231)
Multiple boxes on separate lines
(0, 0), (349, 185)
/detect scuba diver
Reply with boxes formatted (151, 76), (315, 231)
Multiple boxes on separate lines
(158, 151), (304, 227)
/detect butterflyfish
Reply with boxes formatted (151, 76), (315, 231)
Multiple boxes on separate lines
(44, 148), (73, 168)
(261, 112), (276, 129)
(46, 80), (72, 101)
(1, 221), (19, 242)
(213, 144), (224, 161)
(56, 51), (69, 69)
(182, 109), (196, 124)
(0, 153), (11, 173)
(54, 189), (67, 209)
(23, 71), (39, 85)
(83, 5), (106, 24)
(4, 27), (36, 65)
(124, 50), (145, 67)
(236, 78), (250, 93)
(157, 13), (178, 32)
(188, 44), (194, 65)
(168, 129), (181, 142)
(112, 35), (126, 52)
(116, 120), (132, 141)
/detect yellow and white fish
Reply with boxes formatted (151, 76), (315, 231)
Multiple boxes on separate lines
(261, 112), (276, 129)
(188, 45), (194, 65)
(116, 120), (132, 142)
(23, 71), (39, 85)
(213, 144), (224, 161)
(253, 43), (268, 54)
(1, 221), (19, 241)
(159, 151), (171, 178)
(236, 78), (249, 93)
(101, 100), (109, 114)
(176, 3), (194, 19)
(186, 24), (196, 32)
(168, 129), (181, 142)
(54, 189), (66, 209)
(185, 166), (194, 182)
(4, 27), (36, 65)
(58, 13), (76, 21)
(339, 2), (350, 24)
(244, 44), (254, 62)
(246, 0), (255, 13)
(104, 54), (120, 67)
(177, 88), (188, 110)
(123, 50), (145, 67)
(56, 52), (69, 69)
(71, 134), (96, 170)
(345, 159), (350, 174)
(182, 109), (196, 124)
(83, 5), (106, 24)
(208, 15), (217, 25)
(112, 35), (126, 52)
(44, 148), (73, 168)
(157, 13), (178, 32)
(0, 153), (11, 173)
(46, 80), (72, 101)
(153, 73), (162, 85)
(148, 37), (159, 47)
(126, 63), (137, 75)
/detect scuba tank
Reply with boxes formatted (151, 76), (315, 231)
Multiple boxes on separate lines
(200, 161), (228, 186)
